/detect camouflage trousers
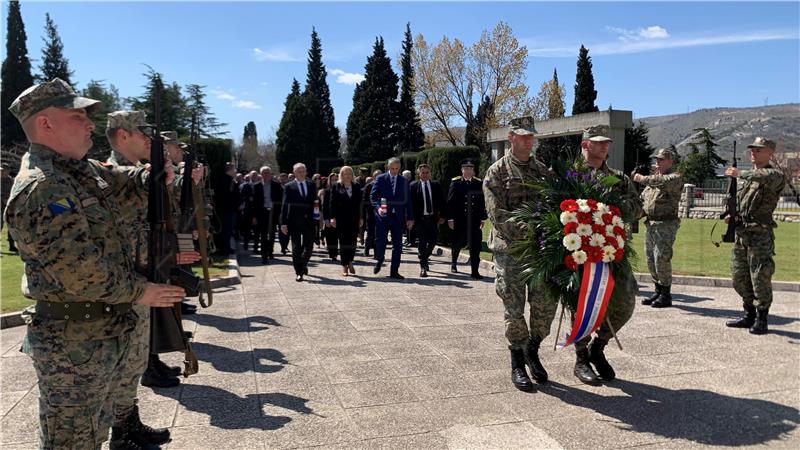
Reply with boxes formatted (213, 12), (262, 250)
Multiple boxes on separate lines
(112, 304), (150, 423)
(644, 219), (680, 286)
(494, 251), (559, 349)
(732, 228), (776, 310)
(24, 318), (132, 450)
(575, 272), (637, 350)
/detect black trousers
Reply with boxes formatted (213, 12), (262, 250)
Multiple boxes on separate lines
(290, 226), (315, 275)
(258, 208), (277, 259)
(324, 225), (339, 259)
(337, 224), (358, 266)
(417, 215), (438, 268)
(364, 216), (376, 252)
(451, 223), (481, 273)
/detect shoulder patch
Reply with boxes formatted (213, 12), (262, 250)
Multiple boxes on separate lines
(47, 197), (76, 215)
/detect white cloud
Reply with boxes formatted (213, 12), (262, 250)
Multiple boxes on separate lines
(252, 47), (301, 62)
(234, 100), (262, 110)
(525, 29), (797, 57)
(330, 69), (365, 85)
(607, 25), (670, 42)
(259, 82), (269, 86)
(210, 89), (236, 101)
(640, 26), (669, 39)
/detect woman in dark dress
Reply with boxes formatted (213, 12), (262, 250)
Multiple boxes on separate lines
(330, 166), (363, 276)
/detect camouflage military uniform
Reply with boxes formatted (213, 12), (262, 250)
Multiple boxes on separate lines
(732, 165), (786, 310)
(484, 153), (555, 348)
(640, 169), (683, 287)
(7, 145), (149, 449)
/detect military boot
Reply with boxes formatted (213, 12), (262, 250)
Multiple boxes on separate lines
(509, 347), (534, 392)
(574, 347), (601, 385)
(110, 427), (151, 450)
(525, 337), (548, 383)
(642, 283), (661, 305)
(726, 303), (756, 328)
(588, 338), (615, 380)
(749, 308), (769, 335)
(127, 405), (171, 446)
(151, 354), (181, 377)
(652, 285), (672, 308)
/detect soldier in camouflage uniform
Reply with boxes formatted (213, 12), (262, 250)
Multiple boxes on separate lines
(573, 126), (644, 386)
(725, 137), (786, 335)
(634, 148), (683, 308)
(4, 78), (185, 449)
(483, 116), (555, 391)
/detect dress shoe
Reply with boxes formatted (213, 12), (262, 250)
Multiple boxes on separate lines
(727, 303), (756, 328)
(348, 263), (355, 274)
(642, 283), (661, 305)
(509, 347), (534, 392)
(420, 268), (428, 278)
(588, 338), (615, 380)
(574, 347), (601, 385)
(180, 302), (197, 315)
(651, 285), (672, 308)
(295, 274), (303, 282)
(364, 249), (371, 257)
(281, 248), (288, 255)
(303, 267), (309, 275)
(389, 272), (405, 280)
(342, 267), (349, 277)
(750, 308), (769, 335)
(470, 272), (483, 280)
(450, 264), (458, 273)
(373, 260), (384, 274)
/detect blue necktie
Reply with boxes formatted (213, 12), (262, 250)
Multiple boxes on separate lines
(391, 176), (396, 195)
(300, 182), (305, 198)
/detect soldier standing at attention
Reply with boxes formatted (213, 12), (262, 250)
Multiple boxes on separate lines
(634, 148), (683, 308)
(447, 159), (487, 279)
(725, 137), (786, 335)
(483, 116), (554, 391)
(4, 78), (185, 449)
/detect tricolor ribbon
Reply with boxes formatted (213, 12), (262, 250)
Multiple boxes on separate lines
(557, 262), (615, 349)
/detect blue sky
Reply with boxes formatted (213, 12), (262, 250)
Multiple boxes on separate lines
(3, 1), (799, 143)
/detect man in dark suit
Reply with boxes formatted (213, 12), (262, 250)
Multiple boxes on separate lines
(410, 164), (443, 277)
(447, 159), (487, 279)
(253, 166), (283, 264)
(371, 158), (414, 279)
(281, 163), (317, 281)
(239, 172), (256, 251)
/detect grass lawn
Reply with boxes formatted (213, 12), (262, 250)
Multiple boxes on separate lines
(480, 218), (800, 282)
(191, 254), (232, 279)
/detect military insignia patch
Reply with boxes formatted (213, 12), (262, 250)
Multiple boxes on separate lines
(48, 197), (75, 215)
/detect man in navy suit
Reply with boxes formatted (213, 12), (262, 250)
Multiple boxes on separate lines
(280, 163), (317, 281)
(371, 157), (414, 279)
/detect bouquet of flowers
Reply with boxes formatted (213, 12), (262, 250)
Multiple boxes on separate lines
(510, 159), (637, 348)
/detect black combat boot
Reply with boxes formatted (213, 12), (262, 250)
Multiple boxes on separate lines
(509, 347), (534, 392)
(525, 337), (548, 383)
(110, 426), (157, 450)
(749, 308), (769, 335)
(141, 355), (180, 388)
(127, 405), (171, 446)
(150, 353), (181, 377)
(574, 347), (601, 385)
(652, 285), (672, 308)
(642, 283), (661, 305)
(726, 303), (756, 328)
(588, 338), (615, 380)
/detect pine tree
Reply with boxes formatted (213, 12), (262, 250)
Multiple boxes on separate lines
(239, 121), (259, 171)
(276, 79), (312, 172)
(677, 127), (725, 185)
(129, 68), (189, 136)
(572, 45), (599, 115)
(1, 0), (34, 149)
(38, 13), (73, 85)
(396, 23), (425, 152)
(83, 80), (121, 161)
(185, 84), (227, 137)
(345, 37), (400, 164)
(303, 28), (340, 168)
(623, 121), (655, 175)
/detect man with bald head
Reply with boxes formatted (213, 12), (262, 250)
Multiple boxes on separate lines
(4, 78), (185, 449)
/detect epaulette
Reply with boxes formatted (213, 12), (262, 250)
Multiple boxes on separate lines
(452, 176), (461, 181)
(473, 177), (482, 182)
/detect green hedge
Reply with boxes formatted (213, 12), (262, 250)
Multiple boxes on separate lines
(196, 138), (233, 187)
(415, 146), (481, 192)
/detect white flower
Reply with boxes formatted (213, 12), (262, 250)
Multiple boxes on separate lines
(560, 211), (578, 225)
(576, 223), (593, 237)
(602, 245), (616, 263)
(576, 199), (591, 213)
(596, 202), (610, 214)
(589, 233), (606, 247)
(576, 199), (588, 207)
(563, 233), (582, 251)
(592, 212), (605, 225)
(605, 225), (616, 236)
(616, 233), (626, 244)
(611, 215), (623, 227)
(572, 250), (588, 265)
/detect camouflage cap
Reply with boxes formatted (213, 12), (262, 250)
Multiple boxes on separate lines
(106, 110), (152, 132)
(654, 148), (675, 160)
(747, 136), (776, 150)
(582, 125), (613, 142)
(160, 130), (187, 148)
(509, 116), (537, 135)
(8, 78), (101, 123)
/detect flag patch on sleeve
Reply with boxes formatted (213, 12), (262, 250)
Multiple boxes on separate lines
(48, 198), (76, 215)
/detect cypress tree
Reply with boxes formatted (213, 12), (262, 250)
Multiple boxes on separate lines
(185, 84), (227, 137)
(276, 79), (311, 172)
(465, 96), (493, 157)
(38, 13), (73, 85)
(572, 45), (599, 115)
(536, 68), (571, 165)
(1, 0), (34, 149)
(304, 28), (340, 168)
(397, 23), (425, 152)
(345, 82), (366, 164)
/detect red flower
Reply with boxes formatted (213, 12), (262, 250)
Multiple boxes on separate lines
(564, 254), (578, 271)
(617, 229), (627, 241)
(586, 247), (603, 263)
(605, 236), (618, 248)
(564, 222), (578, 234)
(614, 248), (625, 262)
(609, 205), (622, 217)
(560, 199), (579, 212)
(602, 213), (614, 225)
(577, 212), (592, 224)
(587, 199), (598, 210)
(581, 236), (591, 247)
(591, 224), (605, 234)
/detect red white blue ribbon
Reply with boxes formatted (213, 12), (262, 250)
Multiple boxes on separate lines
(557, 262), (615, 349)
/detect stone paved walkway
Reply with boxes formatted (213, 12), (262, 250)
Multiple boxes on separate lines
(2, 245), (799, 449)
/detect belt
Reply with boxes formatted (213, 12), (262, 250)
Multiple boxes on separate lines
(35, 301), (132, 321)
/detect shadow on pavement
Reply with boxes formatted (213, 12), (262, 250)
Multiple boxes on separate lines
(187, 313), (282, 332)
(190, 342), (288, 374)
(539, 380), (798, 446)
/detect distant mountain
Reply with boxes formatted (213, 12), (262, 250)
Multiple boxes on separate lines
(640, 104), (800, 163)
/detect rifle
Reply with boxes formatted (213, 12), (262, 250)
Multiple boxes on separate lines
(182, 113), (213, 308)
(715, 141), (737, 247)
(629, 150), (650, 234)
(144, 77), (199, 377)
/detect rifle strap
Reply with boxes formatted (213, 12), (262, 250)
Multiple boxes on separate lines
(710, 221), (723, 248)
(193, 182), (213, 308)
(182, 341), (199, 377)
